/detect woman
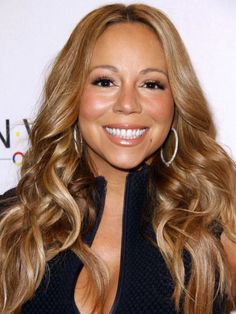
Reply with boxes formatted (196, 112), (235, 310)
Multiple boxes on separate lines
(0, 3), (235, 314)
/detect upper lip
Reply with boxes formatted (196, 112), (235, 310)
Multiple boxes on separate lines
(103, 124), (148, 129)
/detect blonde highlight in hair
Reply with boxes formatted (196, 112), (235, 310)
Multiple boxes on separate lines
(0, 3), (235, 314)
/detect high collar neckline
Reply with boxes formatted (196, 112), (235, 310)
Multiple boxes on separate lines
(83, 163), (151, 245)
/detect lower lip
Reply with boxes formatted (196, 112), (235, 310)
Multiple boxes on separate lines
(103, 128), (148, 146)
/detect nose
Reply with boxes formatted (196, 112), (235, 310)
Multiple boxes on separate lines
(113, 85), (142, 114)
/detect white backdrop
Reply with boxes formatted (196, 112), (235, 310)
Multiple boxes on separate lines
(0, 0), (236, 194)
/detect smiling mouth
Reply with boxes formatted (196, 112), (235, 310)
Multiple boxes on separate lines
(105, 127), (147, 139)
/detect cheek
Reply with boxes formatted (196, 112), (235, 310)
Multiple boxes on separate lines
(147, 94), (174, 123)
(79, 86), (112, 120)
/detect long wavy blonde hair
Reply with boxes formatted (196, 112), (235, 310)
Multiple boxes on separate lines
(0, 3), (235, 314)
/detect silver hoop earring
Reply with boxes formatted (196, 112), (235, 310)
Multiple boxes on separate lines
(160, 127), (178, 167)
(73, 126), (83, 154)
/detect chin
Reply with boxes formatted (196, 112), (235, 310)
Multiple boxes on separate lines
(108, 157), (146, 171)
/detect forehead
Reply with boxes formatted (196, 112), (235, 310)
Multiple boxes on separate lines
(98, 21), (158, 40)
(90, 22), (166, 70)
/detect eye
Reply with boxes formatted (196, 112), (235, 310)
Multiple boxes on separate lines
(91, 76), (115, 88)
(142, 81), (164, 90)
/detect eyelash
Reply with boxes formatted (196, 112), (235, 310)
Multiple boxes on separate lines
(142, 81), (164, 90)
(91, 76), (115, 87)
(91, 76), (165, 90)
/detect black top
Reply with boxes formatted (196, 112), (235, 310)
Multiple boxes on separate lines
(0, 165), (225, 313)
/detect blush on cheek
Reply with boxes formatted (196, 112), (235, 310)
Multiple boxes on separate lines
(149, 100), (174, 122)
(79, 93), (111, 120)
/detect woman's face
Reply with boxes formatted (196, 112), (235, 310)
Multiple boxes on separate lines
(79, 22), (174, 173)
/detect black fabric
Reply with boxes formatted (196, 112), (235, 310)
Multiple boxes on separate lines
(0, 166), (226, 313)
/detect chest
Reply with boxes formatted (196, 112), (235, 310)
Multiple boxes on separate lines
(21, 229), (179, 314)
(74, 216), (123, 314)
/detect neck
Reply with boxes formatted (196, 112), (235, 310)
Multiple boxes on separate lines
(88, 153), (147, 217)
(92, 163), (130, 218)
(92, 160), (129, 193)
(103, 169), (127, 219)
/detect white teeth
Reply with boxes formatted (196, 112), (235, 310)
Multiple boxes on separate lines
(105, 127), (146, 139)
(121, 129), (126, 137)
(127, 129), (132, 137)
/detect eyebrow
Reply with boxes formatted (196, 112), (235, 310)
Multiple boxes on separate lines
(140, 67), (168, 78)
(89, 65), (119, 72)
(89, 65), (168, 78)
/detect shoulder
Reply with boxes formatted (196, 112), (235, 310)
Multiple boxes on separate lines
(0, 187), (18, 214)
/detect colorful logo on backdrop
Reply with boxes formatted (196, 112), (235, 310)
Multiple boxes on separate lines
(0, 119), (31, 167)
